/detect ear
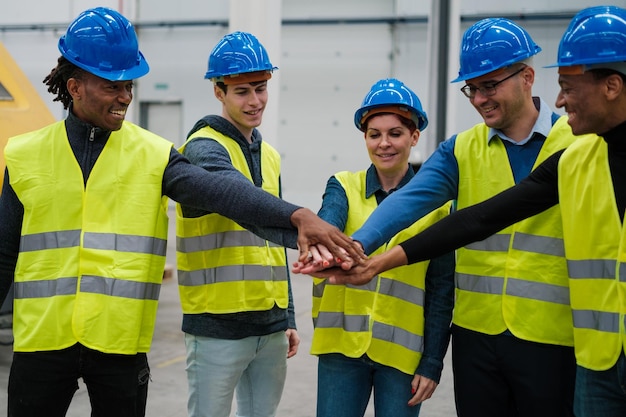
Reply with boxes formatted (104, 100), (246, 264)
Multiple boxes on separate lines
(411, 129), (420, 146)
(521, 66), (535, 87)
(214, 84), (225, 103)
(605, 73), (624, 101)
(67, 78), (81, 101)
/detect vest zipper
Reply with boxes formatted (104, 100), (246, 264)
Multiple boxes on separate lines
(81, 127), (96, 185)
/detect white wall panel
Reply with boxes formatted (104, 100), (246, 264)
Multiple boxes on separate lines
(137, 0), (229, 21)
(139, 26), (227, 145)
(0, 0), (119, 24)
(460, 0), (626, 14)
(278, 23), (392, 210)
(282, 0), (417, 19)
(392, 23), (431, 164)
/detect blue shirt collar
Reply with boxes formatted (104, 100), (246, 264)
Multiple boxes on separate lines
(488, 97), (554, 145)
(365, 164), (415, 200)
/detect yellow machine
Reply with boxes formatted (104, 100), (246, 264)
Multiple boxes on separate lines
(0, 41), (56, 192)
(0, 42), (55, 322)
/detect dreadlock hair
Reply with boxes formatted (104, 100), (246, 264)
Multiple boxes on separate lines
(43, 56), (86, 109)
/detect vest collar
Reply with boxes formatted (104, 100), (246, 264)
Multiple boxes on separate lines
(365, 163), (415, 200)
(66, 105), (112, 143)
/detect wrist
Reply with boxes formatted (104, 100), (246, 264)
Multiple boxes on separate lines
(290, 207), (312, 228)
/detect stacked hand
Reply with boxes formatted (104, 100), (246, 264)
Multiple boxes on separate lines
(292, 242), (409, 286)
(292, 244), (358, 273)
(290, 208), (367, 265)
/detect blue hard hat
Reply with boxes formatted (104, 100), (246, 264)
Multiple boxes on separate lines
(354, 78), (428, 132)
(546, 5), (626, 68)
(205, 31), (277, 80)
(451, 18), (541, 83)
(58, 7), (149, 81)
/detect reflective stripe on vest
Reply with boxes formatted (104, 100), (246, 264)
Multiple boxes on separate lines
(177, 229), (281, 252)
(179, 265), (287, 285)
(559, 134), (626, 370)
(513, 232), (565, 257)
(457, 274), (569, 304)
(454, 115), (578, 345)
(20, 230), (166, 255)
(310, 169), (451, 374)
(20, 230), (81, 251)
(569, 257), (620, 337)
(313, 275), (426, 356)
(176, 126), (288, 314)
(83, 232), (166, 255)
(17, 230), (165, 301)
(572, 310), (620, 333)
(15, 277), (77, 298)
(5, 120), (171, 354)
(15, 276), (160, 301)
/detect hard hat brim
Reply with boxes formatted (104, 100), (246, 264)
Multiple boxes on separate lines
(59, 43), (150, 81)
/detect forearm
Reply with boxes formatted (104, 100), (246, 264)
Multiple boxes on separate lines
(353, 185), (448, 254)
(370, 245), (409, 275)
(316, 176), (349, 230)
(165, 149), (299, 229)
(400, 169), (559, 264)
(234, 222), (298, 249)
(353, 143), (459, 254)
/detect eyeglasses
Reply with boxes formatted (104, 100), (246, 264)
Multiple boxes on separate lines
(460, 67), (526, 99)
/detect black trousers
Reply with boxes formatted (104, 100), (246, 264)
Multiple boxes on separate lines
(8, 343), (150, 417)
(451, 324), (575, 417)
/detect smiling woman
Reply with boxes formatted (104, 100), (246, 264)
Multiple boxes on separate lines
(305, 78), (455, 417)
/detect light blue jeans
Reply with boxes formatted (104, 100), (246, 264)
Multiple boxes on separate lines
(316, 353), (421, 417)
(185, 332), (288, 417)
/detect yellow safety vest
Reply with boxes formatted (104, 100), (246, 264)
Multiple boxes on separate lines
(454, 116), (578, 345)
(5, 120), (172, 354)
(310, 170), (451, 375)
(176, 126), (288, 314)
(558, 135), (626, 370)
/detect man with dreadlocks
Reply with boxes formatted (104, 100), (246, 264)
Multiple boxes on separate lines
(0, 7), (363, 417)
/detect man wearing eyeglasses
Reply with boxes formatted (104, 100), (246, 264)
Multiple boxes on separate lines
(346, 18), (580, 417)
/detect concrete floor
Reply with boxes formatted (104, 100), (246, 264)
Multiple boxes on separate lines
(0, 210), (456, 416)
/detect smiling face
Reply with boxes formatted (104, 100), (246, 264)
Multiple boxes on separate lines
(464, 65), (531, 132)
(555, 71), (622, 136)
(68, 72), (133, 131)
(363, 113), (419, 177)
(215, 80), (268, 141)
